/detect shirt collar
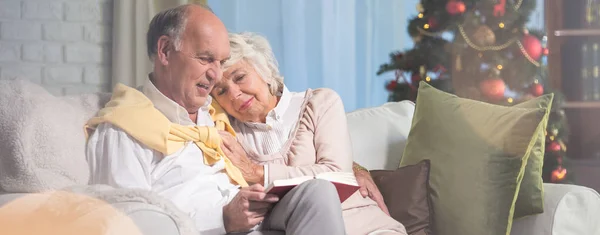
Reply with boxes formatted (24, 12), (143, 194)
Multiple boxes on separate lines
(142, 75), (212, 126)
(269, 85), (291, 121)
(237, 85), (291, 129)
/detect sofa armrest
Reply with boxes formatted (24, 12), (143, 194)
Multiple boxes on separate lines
(0, 192), (198, 235)
(511, 183), (600, 235)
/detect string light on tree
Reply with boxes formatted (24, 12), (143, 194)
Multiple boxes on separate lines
(552, 167), (567, 182)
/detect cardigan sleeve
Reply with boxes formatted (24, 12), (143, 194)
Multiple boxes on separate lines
(267, 89), (354, 183)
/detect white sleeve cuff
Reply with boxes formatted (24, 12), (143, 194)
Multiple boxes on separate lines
(263, 164), (269, 186)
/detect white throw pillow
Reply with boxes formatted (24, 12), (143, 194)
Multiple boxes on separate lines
(345, 101), (415, 170)
(0, 79), (109, 193)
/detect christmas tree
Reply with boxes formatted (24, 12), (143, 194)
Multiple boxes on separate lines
(378, 0), (572, 183)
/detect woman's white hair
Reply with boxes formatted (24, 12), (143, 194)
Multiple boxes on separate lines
(224, 32), (284, 95)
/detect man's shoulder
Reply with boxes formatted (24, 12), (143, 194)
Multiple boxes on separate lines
(88, 122), (136, 144)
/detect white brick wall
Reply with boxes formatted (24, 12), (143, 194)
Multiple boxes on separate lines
(0, 0), (112, 96)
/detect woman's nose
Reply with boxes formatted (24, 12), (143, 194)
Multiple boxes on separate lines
(228, 86), (242, 101)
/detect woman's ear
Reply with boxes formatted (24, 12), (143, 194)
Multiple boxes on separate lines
(156, 35), (171, 66)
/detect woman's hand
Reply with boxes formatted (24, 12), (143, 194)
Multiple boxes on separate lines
(219, 131), (265, 185)
(353, 162), (390, 215)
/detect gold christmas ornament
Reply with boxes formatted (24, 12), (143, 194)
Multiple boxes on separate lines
(416, 3), (424, 12)
(455, 55), (462, 71)
(472, 25), (496, 47)
(412, 35), (423, 43)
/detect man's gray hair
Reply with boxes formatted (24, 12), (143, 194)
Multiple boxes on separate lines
(224, 32), (284, 95)
(146, 3), (213, 60)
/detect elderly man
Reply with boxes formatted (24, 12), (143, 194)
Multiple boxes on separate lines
(85, 4), (346, 235)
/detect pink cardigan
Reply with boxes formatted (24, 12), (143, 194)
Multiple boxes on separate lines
(240, 88), (406, 235)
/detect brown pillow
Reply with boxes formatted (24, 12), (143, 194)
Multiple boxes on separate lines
(371, 160), (433, 235)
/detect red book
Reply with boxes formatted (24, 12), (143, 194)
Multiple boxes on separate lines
(265, 172), (360, 203)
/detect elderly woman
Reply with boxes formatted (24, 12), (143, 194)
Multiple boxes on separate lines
(211, 32), (407, 235)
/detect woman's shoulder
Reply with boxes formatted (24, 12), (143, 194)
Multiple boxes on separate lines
(303, 88), (344, 112)
(306, 88), (342, 104)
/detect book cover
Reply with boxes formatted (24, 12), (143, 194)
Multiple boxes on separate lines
(593, 43), (600, 100)
(582, 43), (593, 101)
(265, 172), (360, 203)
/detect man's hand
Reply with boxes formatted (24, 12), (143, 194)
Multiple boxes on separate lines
(353, 162), (390, 216)
(223, 184), (279, 233)
(219, 131), (265, 184)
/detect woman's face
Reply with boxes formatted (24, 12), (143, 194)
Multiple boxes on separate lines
(211, 60), (276, 123)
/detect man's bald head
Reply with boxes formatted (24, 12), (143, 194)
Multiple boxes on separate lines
(145, 3), (230, 120)
(146, 4), (219, 61)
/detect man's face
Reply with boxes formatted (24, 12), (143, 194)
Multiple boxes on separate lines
(162, 17), (230, 114)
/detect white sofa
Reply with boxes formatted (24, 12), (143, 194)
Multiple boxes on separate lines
(0, 79), (599, 234)
(346, 100), (600, 235)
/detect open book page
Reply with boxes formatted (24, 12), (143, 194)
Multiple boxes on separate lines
(315, 171), (358, 186)
(265, 171), (360, 203)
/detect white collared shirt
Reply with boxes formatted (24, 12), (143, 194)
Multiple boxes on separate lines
(232, 86), (306, 183)
(86, 78), (238, 235)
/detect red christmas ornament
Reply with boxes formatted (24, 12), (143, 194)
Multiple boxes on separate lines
(493, 0), (507, 17)
(530, 83), (544, 96)
(543, 48), (549, 56)
(548, 141), (561, 152)
(411, 73), (422, 84)
(428, 17), (438, 29)
(386, 80), (398, 91)
(522, 34), (542, 61)
(446, 1), (466, 15)
(433, 65), (447, 73)
(479, 78), (506, 101)
(551, 167), (567, 182)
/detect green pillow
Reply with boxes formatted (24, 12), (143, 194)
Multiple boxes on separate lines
(400, 82), (547, 235)
(512, 93), (553, 218)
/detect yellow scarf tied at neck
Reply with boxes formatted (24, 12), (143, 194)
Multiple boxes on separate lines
(85, 83), (248, 187)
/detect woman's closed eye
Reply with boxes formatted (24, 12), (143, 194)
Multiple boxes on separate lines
(234, 75), (245, 83)
(215, 87), (227, 96)
(214, 75), (245, 96)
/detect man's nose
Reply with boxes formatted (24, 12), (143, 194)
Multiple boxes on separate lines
(206, 63), (222, 82)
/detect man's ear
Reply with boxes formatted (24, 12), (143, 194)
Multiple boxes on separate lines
(156, 35), (172, 66)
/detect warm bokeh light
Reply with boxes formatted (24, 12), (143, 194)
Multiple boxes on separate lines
(0, 191), (143, 235)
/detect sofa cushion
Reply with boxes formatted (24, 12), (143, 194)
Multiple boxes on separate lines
(371, 160), (433, 235)
(346, 100), (415, 170)
(399, 82), (546, 235)
(511, 94), (554, 218)
(0, 79), (109, 193)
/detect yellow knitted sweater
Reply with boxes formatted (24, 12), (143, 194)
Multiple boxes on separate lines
(85, 83), (247, 187)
